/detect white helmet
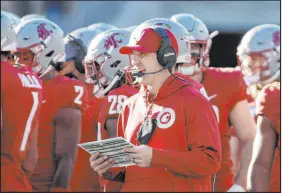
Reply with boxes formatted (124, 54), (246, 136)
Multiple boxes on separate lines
(88, 22), (117, 32)
(2, 10), (21, 23)
(131, 18), (190, 65)
(1, 11), (20, 51)
(2, 18), (65, 74)
(237, 24), (280, 86)
(171, 14), (219, 75)
(83, 29), (131, 97)
(20, 14), (46, 22)
(61, 27), (103, 74)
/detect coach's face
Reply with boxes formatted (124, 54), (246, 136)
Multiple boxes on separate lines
(132, 51), (163, 86)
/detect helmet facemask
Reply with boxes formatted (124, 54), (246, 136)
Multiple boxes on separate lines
(84, 52), (122, 97)
(238, 49), (280, 87)
(11, 43), (45, 74)
(176, 42), (208, 76)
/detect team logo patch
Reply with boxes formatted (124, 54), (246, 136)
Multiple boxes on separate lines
(156, 108), (175, 129)
(104, 33), (124, 50)
(37, 23), (53, 40)
(273, 31), (280, 46)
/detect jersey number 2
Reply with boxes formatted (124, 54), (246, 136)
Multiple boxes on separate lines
(74, 86), (84, 105)
(20, 92), (39, 151)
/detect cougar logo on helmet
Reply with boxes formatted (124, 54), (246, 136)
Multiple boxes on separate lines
(273, 31), (280, 46)
(37, 23), (53, 40)
(104, 33), (123, 50)
(155, 23), (172, 30)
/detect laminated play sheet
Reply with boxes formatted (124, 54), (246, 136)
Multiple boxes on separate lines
(78, 137), (136, 167)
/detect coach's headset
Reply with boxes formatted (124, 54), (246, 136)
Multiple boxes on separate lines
(132, 26), (178, 77)
(153, 26), (177, 69)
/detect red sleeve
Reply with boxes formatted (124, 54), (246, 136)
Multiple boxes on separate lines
(229, 71), (248, 109)
(151, 92), (222, 177)
(256, 84), (280, 123)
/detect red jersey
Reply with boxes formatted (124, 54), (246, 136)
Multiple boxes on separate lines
(256, 82), (280, 192)
(116, 73), (221, 192)
(99, 85), (139, 140)
(201, 67), (248, 191)
(98, 85), (138, 192)
(31, 76), (88, 192)
(70, 83), (102, 192)
(1, 62), (43, 192)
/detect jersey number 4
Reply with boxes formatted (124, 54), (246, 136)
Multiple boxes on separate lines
(20, 92), (40, 151)
(108, 95), (128, 115)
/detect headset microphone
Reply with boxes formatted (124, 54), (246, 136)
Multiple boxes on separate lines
(131, 66), (169, 77)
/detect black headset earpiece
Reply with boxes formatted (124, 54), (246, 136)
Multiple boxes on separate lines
(149, 26), (177, 69)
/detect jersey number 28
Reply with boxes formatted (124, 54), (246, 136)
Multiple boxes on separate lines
(108, 95), (128, 115)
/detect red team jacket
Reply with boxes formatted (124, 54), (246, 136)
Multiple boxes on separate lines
(115, 73), (221, 192)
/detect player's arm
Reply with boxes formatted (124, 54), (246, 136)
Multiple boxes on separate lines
(52, 107), (82, 190)
(105, 118), (118, 138)
(22, 123), (39, 177)
(150, 93), (222, 177)
(248, 115), (277, 191)
(229, 99), (256, 189)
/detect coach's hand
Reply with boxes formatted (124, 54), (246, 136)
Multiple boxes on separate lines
(125, 145), (153, 167)
(89, 152), (115, 175)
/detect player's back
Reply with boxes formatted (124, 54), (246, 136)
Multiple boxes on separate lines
(1, 61), (43, 191)
(31, 75), (88, 192)
(99, 84), (139, 139)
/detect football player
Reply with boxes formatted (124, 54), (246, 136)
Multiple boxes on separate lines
(1, 11), (43, 192)
(3, 18), (89, 191)
(84, 28), (139, 191)
(55, 27), (103, 192)
(236, 24), (280, 192)
(90, 24), (221, 191)
(171, 13), (256, 192)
